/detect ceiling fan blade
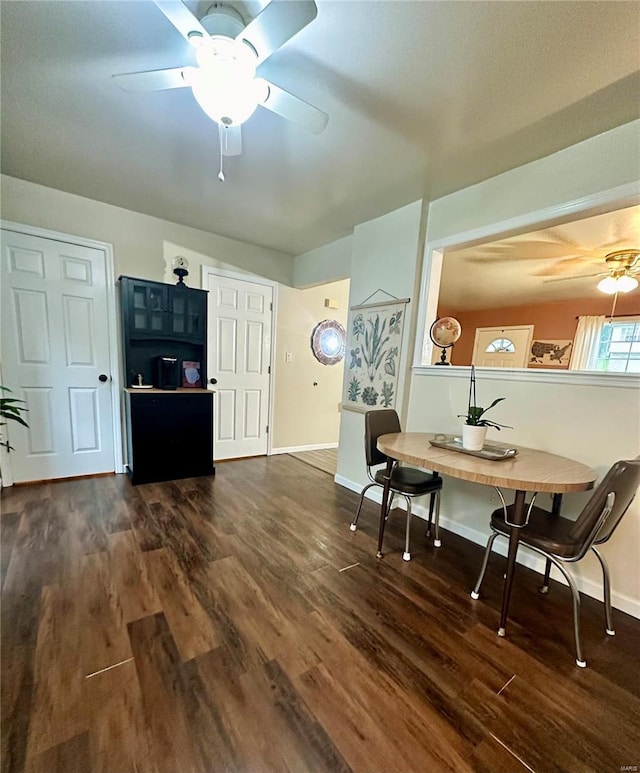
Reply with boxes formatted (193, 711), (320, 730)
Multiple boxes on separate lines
(258, 79), (328, 134)
(238, 0), (318, 65)
(219, 124), (242, 157)
(543, 271), (607, 284)
(113, 66), (194, 92)
(153, 1), (210, 46)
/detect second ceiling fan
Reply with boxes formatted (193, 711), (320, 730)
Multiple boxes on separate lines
(114, 0), (328, 169)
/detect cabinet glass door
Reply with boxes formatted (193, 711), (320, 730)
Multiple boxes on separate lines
(132, 284), (167, 334)
(169, 288), (206, 339)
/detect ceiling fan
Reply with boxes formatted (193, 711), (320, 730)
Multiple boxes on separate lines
(543, 249), (640, 294)
(113, 0), (328, 175)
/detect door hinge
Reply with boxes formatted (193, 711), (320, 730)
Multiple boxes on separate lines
(266, 425), (269, 434)
(267, 365), (271, 374)
(270, 302), (273, 311)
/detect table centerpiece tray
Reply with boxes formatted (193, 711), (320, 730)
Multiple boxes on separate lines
(429, 436), (518, 461)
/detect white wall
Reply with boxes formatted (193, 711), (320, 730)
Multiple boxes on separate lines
(336, 200), (423, 487)
(293, 234), (353, 288)
(406, 121), (640, 615)
(426, 119), (640, 243)
(272, 279), (350, 451)
(1, 175), (294, 285)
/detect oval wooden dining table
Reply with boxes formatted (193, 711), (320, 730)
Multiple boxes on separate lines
(376, 432), (597, 637)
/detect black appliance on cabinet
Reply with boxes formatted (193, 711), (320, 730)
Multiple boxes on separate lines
(153, 355), (178, 390)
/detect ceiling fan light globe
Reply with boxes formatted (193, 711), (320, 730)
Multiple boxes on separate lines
(597, 276), (620, 294)
(187, 30), (205, 48)
(191, 71), (261, 126)
(616, 274), (639, 293)
(195, 36), (256, 80)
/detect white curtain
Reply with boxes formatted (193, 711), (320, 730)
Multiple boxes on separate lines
(569, 315), (605, 370)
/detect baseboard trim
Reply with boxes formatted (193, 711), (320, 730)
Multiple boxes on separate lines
(334, 475), (640, 620)
(272, 443), (338, 455)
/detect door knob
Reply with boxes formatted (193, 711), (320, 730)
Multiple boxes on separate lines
(98, 374), (109, 382)
(209, 377), (218, 385)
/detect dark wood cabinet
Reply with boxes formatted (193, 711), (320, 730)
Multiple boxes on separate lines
(125, 390), (214, 485)
(129, 281), (169, 337)
(119, 276), (214, 484)
(119, 276), (208, 387)
(168, 286), (207, 339)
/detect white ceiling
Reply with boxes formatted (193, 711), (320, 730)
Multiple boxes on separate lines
(1, 1), (639, 256)
(439, 205), (640, 311)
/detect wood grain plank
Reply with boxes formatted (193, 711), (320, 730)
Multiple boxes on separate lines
(295, 610), (475, 772)
(107, 531), (162, 623)
(80, 552), (133, 677)
(1, 644), (35, 773)
(250, 658), (352, 773)
(2, 457), (639, 773)
(471, 732), (534, 773)
(1, 512), (21, 592)
(127, 613), (200, 773)
(1, 497), (72, 773)
(26, 584), (87, 759)
(145, 549), (220, 662)
(23, 731), (90, 773)
(188, 648), (351, 773)
(204, 555), (320, 677)
(85, 659), (159, 773)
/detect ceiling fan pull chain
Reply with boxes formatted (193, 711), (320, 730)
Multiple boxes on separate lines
(608, 290), (619, 323)
(218, 125), (226, 182)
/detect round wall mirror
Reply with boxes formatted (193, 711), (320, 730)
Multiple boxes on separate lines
(311, 320), (346, 365)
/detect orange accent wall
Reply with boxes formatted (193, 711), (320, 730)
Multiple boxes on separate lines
(438, 293), (640, 367)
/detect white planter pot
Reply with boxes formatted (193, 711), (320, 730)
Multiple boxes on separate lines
(462, 424), (487, 451)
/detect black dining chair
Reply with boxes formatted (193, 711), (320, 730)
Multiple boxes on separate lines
(349, 409), (443, 560)
(471, 457), (640, 667)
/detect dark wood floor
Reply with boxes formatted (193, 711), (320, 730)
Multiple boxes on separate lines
(2, 456), (639, 773)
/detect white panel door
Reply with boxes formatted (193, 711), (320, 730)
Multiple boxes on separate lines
(472, 326), (534, 368)
(204, 270), (273, 460)
(1, 229), (115, 481)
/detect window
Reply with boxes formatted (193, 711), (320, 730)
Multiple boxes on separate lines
(485, 338), (516, 353)
(594, 318), (640, 373)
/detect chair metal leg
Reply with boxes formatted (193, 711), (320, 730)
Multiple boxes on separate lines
(385, 492), (396, 521)
(592, 546), (615, 635)
(547, 556), (587, 668)
(432, 489), (442, 548)
(403, 495), (412, 561)
(350, 482), (377, 531)
(423, 491), (442, 547)
(539, 558), (552, 594)
(471, 531), (500, 599)
(425, 493), (435, 537)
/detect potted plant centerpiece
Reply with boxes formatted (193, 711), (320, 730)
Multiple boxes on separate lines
(459, 366), (510, 450)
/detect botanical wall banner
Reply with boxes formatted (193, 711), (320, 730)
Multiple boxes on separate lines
(342, 298), (408, 412)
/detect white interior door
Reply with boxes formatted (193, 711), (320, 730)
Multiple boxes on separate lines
(1, 229), (116, 482)
(203, 268), (273, 460)
(472, 326), (534, 368)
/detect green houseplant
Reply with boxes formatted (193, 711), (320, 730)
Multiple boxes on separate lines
(458, 366), (510, 450)
(0, 386), (29, 452)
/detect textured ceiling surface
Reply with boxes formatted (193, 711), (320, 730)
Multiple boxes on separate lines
(439, 205), (640, 311)
(1, 0), (639, 256)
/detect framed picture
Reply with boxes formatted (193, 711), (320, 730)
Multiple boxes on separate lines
(182, 360), (202, 387)
(529, 340), (573, 367)
(342, 298), (408, 412)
